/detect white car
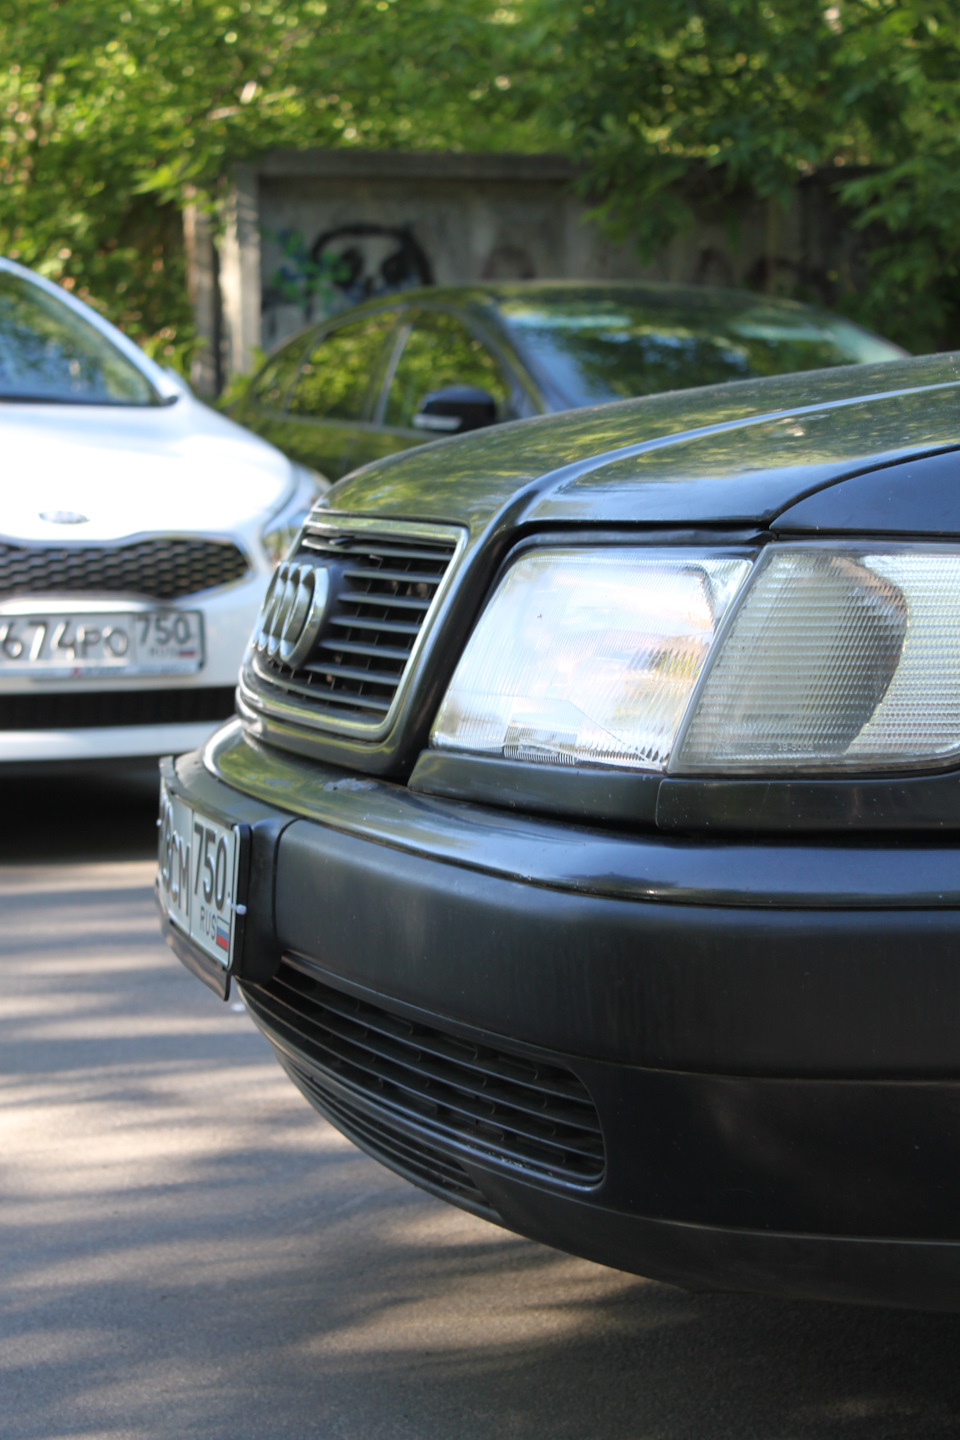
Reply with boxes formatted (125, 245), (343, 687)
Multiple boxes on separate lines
(0, 258), (321, 768)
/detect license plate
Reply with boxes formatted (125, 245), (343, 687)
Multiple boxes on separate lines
(0, 608), (203, 676)
(157, 779), (242, 971)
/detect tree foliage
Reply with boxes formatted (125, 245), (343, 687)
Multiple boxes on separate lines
(559, 0), (960, 350)
(5, 0), (960, 363)
(0, 0), (552, 367)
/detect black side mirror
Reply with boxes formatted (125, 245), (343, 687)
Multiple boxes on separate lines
(412, 386), (497, 435)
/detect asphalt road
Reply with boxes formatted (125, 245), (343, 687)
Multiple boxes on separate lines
(4, 769), (960, 1440)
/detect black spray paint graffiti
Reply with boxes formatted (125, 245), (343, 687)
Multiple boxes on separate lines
(262, 224), (434, 343)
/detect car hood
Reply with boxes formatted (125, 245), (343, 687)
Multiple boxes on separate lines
(328, 353), (960, 532)
(1, 393), (293, 544)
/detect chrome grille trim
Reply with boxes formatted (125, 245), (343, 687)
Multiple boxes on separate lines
(239, 514), (466, 741)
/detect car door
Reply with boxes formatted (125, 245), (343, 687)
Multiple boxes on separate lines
(350, 309), (524, 471)
(231, 330), (314, 451)
(273, 313), (398, 482)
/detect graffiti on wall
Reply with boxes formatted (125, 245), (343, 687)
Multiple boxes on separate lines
(262, 223), (434, 345)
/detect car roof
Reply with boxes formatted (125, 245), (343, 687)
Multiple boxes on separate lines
(340, 279), (862, 326)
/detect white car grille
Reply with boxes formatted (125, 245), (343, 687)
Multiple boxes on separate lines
(0, 537), (250, 601)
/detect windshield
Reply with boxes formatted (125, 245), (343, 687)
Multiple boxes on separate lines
(0, 272), (158, 405)
(501, 294), (906, 407)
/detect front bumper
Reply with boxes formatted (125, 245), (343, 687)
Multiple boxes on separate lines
(162, 723), (960, 1310)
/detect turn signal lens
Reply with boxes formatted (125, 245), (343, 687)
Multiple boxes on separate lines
(431, 549), (751, 770)
(673, 547), (960, 773)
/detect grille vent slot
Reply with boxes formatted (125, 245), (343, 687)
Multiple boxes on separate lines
(245, 521), (459, 730)
(243, 962), (605, 1187)
(278, 1053), (497, 1218)
(0, 538), (249, 601)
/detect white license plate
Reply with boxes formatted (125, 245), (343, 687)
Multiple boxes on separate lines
(0, 609), (203, 676)
(157, 779), (242, 971)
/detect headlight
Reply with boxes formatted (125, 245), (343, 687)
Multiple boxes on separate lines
(431, 543), (960, 777)
(260, 465), (325, 564)
(431, 548), (752, 769)
(672, 546), (960, 774)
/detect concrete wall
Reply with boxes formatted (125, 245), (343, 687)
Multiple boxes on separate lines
(187, 148), (841, 395)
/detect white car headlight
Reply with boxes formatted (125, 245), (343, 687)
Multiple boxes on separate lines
(260, 465), (326, 564)
(431, 543), (960, 777)
(431, 548), (752, 770)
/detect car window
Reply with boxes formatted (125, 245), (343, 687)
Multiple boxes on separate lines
(500, 296), (905, 406)
(0, 271), (158, 405)
(384, 312), (511, 429)
(287, 315), (396, 421)
(249, 333), (313, 410)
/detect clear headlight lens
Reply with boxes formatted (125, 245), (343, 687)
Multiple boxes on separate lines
(431, 542), (960, 778)
(431, 549), (751, 770)
(672, 547), (960, 773)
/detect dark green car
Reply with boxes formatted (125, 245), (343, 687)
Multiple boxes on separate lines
(234, 282), (904, 484)
(161, 349), (960, 1310)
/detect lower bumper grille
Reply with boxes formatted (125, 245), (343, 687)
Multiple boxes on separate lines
(278, 1053), (496, 1217)
(243, 961), (606, 1187)
(0, 686), (236, 730)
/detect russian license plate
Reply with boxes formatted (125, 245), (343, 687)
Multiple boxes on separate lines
(157, 779), (242, 971)
(0, 608), (203, 676)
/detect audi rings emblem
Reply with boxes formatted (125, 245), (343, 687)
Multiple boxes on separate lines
(255, 560), (328, 669)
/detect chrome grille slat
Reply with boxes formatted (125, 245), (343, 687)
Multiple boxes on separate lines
(303, 660), (403, 686)
(245, 517), (461, 731)
(317, 638), (413, 662)
(289, 686), (391, 713)
(340, 591), (432, 611)
(327, 615), (421, 637)
(302, 538), (453, 565)
(343, 566), (446, 584)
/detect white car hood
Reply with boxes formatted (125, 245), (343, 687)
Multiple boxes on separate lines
(0, 394), (292, 544)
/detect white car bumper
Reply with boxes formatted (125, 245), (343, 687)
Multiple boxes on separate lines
(0, 573), (264, 764)
(0, 719), (229, 764)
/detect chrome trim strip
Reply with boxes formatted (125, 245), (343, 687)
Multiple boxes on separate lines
(239, 513), (467, 743)
(301, 512), (464, 547)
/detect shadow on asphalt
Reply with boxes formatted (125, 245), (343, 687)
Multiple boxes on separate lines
(6, 778), (960, 1438)
(0, 761), (160, 863)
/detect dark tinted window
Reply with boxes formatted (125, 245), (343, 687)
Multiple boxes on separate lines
(288, 315), (395, 420)
(250, 333), (312, 409)
(501, 296), (905, 406)
(384, 312), (511, 428)
(0, 272), (156, 404)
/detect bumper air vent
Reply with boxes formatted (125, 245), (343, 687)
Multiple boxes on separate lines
(0, 686), (236, 731)
(0, 538), (250, 601)
(277, 1052), (498, 1219)
(240, 516), (463, 738)
(242, 961), (606, 1188)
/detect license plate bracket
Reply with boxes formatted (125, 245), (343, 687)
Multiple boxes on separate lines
(157, 777), (248, 999)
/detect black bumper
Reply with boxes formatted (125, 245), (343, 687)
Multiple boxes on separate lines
(164, 731), (960, 1310)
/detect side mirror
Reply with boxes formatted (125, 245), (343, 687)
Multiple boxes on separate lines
(412, 386), (497, 435)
